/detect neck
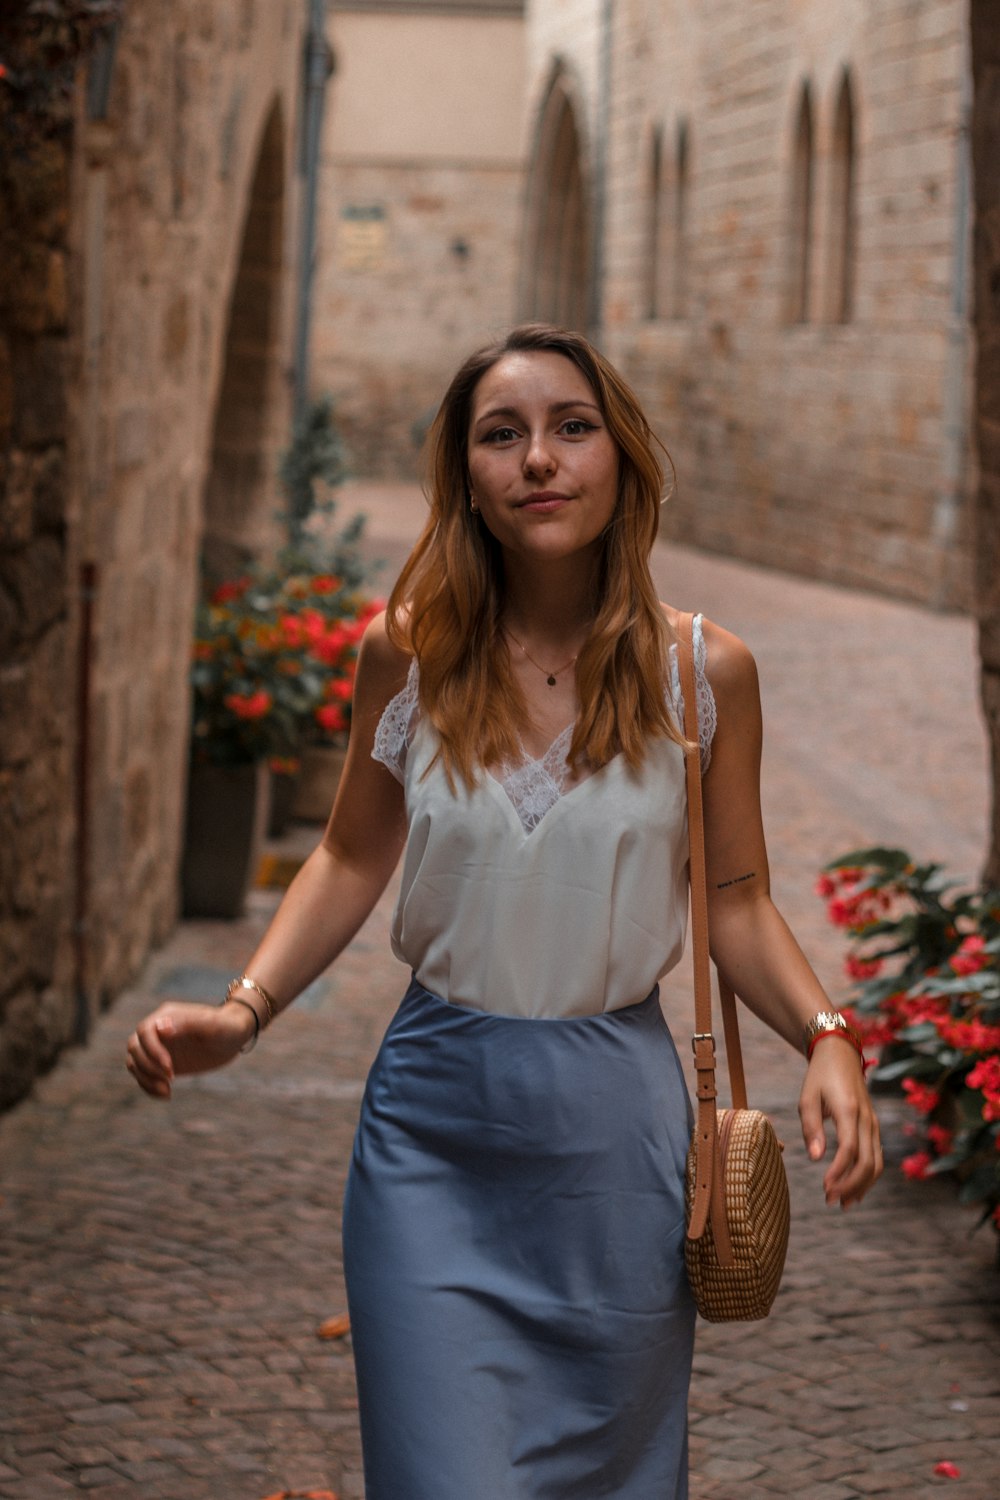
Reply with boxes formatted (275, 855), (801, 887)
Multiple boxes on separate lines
(500, 552), (599, 650)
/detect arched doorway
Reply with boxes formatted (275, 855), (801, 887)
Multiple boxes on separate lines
(521, 69), (591, 331)
(202, 100), (286, 579)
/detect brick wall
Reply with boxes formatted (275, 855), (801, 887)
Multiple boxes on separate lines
(525, 0), (975, 608)
(311, 10), (527, 476)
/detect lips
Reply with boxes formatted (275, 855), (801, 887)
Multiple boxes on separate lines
(515, 491), (571, 509)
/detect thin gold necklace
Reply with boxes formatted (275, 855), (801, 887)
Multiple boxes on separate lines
(505, 628), (579, 687)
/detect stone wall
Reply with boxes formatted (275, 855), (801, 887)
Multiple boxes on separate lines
(0, 93), (78, 1103)
(524, 0), (975, 609)
(0, 1), (303, 1108)
(311, 9), (527, 476)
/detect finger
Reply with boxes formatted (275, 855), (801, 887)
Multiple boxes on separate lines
(853, 1116), (885, 1201)
(823, 1111), (861, 1204)
(871, 1119), (884, 1180)
(127, 1021), (177, 1088)
(135, 1017), (175, 1079)
(837, 1119), (877, 1207)
(798, 1086), (827, 1162)
(125, 1046), (171, 1099)
(828, 1105), (883, 1206)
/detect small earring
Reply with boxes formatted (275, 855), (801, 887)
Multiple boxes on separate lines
(469, 494), (479, 514)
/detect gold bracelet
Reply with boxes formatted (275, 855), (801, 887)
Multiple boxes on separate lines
(223, 995), (260, 1054)
(802, 1009), (857, 1057)
(227, 974), (277, 1029)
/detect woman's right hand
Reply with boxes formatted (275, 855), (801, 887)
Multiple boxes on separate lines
(125, 1001), (255, 1100)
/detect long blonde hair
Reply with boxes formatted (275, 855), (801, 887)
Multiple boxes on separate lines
(386, 324), (685, 787)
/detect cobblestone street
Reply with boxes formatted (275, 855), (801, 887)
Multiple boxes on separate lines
(2, 490), (998, 1499)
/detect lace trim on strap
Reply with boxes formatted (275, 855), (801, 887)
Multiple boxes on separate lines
(371, 657), (420, 784)
(669, 613), (717, 774)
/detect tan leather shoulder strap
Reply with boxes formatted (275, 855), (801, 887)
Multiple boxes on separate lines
(677, 612), (738, 1264)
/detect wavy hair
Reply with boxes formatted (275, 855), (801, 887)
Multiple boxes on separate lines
(386, 323), (685, 787)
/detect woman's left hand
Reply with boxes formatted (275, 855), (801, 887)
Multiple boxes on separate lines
(798, 1038), (883, 1208)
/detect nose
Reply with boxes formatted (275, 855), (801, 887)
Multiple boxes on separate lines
(523, 429), (557, 478)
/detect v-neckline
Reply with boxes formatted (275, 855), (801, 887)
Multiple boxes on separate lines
(482, 751), (619, 841)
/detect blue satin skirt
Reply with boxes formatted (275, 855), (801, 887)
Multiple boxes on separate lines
(342, 977), (696, 1499)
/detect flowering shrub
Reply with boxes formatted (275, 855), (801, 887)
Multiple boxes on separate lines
(818, 847), (1000, 1237)
(190, 568), (383, 767)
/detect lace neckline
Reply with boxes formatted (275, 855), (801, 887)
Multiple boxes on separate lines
(371, 618), (716, 835)
(493, 722), (583, 835)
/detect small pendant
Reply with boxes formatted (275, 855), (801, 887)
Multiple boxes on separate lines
(547, 675), (557, 686)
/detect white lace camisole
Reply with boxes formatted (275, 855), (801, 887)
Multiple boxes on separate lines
(372, 615), (717, 1018)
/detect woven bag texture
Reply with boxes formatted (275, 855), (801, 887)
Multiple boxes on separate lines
(684, 1107), (790, 1322)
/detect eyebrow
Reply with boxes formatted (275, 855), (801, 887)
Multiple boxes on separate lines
(473, 399), (602, 429)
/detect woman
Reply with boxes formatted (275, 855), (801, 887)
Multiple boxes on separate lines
(127, 324), (882, 1498)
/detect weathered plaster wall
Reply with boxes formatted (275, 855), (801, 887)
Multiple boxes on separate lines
(312, 9), (528, 475)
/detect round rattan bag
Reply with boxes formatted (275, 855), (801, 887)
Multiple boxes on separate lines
(684, 1106), (790, 1322)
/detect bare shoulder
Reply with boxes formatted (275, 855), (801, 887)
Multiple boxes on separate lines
(660, 604), (759, 704)
(699, 616), (758, 700)
(354, 610), (413, 710)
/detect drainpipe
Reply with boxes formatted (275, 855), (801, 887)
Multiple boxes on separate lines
(72, 562), (97, 1044)
(932, 25), (972, 609)
(292, 0), (335, 423)
(590, 0), (613, 335)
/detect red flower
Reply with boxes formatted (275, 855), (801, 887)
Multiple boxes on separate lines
(827, 897), (857, 928)
(902, 1151), (933, 1180)
(926, 1124), (953, 1156)
(902, 1078), (940, 1115)
(280, 613), (306, 647)
(315, 703), (348, 734)
(815, 873), (837, 898)
(211, 576), (251, 604)
(310, 574), (341, 594)
(937, 1019), (1000, 1053)
(326, 677), (354, 702)
(224, 690), (272, 720)
(967, 1057), (1000, 1095)
(897, 994), (949, 1026)
(933, 1461), (961, 1479)
(951, 934), (989, 977)
(845, 952), (884, 981)
(966, 1057), (1000, 1123)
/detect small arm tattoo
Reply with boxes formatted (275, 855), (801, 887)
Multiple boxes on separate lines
(716, 871), (756, 890)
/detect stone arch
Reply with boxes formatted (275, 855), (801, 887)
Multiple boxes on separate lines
(202, 98), (287, 579)
(785, 81), (815, 324)
(826, 68), (857, 324)
(520, 64), (591, 331)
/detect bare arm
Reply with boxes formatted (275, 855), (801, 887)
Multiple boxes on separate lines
(696, 618), (882, 1208)
(126, 614), (410, 1098)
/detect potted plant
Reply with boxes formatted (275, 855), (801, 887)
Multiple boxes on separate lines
(182, 574), (303, 917)
(182, 396), (383, 909)
(818, 847), (1000, 1249)
(183, 567), (384, 911)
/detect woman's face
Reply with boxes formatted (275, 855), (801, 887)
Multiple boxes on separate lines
(465, 351), (619, 567)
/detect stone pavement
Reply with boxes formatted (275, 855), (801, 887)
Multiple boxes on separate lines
(2, 485), (999, 1500)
